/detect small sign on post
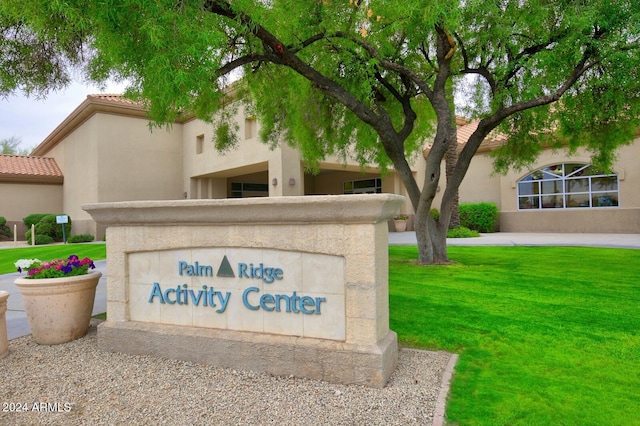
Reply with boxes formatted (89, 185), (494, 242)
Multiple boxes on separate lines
(56, 215), (69, 244)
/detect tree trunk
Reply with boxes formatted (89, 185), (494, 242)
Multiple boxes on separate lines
(445, 83), (460, 229)
(445, 129), (461, 229)
(414, 208), (449, 265)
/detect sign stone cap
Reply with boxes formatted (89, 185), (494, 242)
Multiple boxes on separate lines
(83, 194), (405, 225)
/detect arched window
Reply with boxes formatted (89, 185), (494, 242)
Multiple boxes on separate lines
(517, 163), (619, 210)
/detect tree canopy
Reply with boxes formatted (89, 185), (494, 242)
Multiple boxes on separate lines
(2, 0), (639, 263)
(0, 136), (28, 155)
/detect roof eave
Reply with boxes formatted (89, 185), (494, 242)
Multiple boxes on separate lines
(30, 96), (149, 156)
(0, 174), (64, 184)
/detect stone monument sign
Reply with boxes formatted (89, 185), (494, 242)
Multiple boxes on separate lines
(84, 194), (402, 388)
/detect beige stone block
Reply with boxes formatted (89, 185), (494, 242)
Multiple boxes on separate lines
(159, 302), (193, 327)
(190, 225), (230, 247)
(345, 254), (378, 284)
(303, 294), (345, 340)
(128, 251), (155, 282)
(262, 250), (301, 292)
(319, 351), (355, 384)
(227, 294), (264, 332)
(129, 282), (161, 322)
(160, 250), (193, 279)
(301, 253), (344, 294)
(345, 285), (378, 320)
(106, 276), (127, 302)
(97, 319), (396, 388)
(107, 301), (128, 321)
(0, 291), (9, 359)
(377, 311), (390, 340)
(345, 316), (378, 344)
(344, 224), (376, 256)
(106, 248), (126, 272)
(315, 224), (345, 255)
(263, 309), (304, 336)
(192, 302), (228, 329)
(376, 280), (389, 312)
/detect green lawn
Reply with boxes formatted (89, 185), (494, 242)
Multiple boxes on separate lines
(390, 246), (640, 426)
(0, 244), (107, 274)
(2, 243), (638, 424)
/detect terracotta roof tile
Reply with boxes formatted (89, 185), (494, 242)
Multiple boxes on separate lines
(423, 119), (507, 157)
(0, 154), (63, 183)
(87, 94), (146, 108)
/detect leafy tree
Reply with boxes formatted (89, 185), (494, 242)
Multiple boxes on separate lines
(1, 136), (29, 155)
(1, 0), (639, 264)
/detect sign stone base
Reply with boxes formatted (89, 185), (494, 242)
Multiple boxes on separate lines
(84, 194), (403, 388)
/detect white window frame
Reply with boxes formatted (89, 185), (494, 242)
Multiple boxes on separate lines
(517, 163), (619, 210)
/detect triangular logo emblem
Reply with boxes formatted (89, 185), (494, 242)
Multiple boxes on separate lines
(217, 255), (235, 278)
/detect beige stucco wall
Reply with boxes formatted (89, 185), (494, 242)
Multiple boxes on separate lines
(181, 102), (419, 215)
(96, 115), (183, 203)
(26, 92), (638, 238)
(429, 151), (502, 214)
(182, 107), (276, 192)
(44, 113), (99, 238)
(458, 153), (502, 206)
(0, 182), (63, 239)
(44, 112), (184, 239)
(498, 140), (640, 233)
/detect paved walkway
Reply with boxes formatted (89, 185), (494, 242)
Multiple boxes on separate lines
(1, 233), (638, 340)
(389, 231), (640, 249)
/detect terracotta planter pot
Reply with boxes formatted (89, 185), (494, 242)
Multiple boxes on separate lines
(14, 271), (101, 345)
(394, 220), (407, 232)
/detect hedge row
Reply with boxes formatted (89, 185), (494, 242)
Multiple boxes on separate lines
(0, 216), (12, 240)
(25, 214), (72, 244)
(21, 214), (94, 245)
(430, 202), (499, 233)
(459, 202), (499, 233)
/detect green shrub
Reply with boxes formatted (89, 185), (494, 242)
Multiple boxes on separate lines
(24, 214), (72, 242)
(447, 226), (480, 238)
(459, 202), (499, 233)
(0, 216), (12, 239)
(68, 234), (95, 243)
(430, 208), (440, 222)
(32, 234), (54, 245)
(23, 213), (51, 228)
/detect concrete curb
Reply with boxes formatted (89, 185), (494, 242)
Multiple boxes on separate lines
(433, 353), (459, 426)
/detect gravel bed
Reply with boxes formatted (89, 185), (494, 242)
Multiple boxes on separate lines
(1, 320), (454, 425)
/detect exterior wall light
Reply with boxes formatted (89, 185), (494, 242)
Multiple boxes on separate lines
(272, 178), (278, 186)
(288, 178), (296, 186)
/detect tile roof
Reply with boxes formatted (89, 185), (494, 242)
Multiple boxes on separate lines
(457, 120), (508, 149)
(423, 119), (507, 158)
(0, 154), (63, 183)
(86, 94), (146, 108)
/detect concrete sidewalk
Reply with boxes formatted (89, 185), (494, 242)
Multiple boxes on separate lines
(2, 232), (638, 341)
(389, 231), (640, 249)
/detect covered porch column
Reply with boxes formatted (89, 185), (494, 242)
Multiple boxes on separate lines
(269, 144), (304, 196)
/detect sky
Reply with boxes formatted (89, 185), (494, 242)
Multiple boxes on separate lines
(0, 80), (128, 153)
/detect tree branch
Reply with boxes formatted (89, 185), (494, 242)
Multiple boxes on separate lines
(456, 51), (597, 185)
(331, 31), (434, 99)
(216, 52), (273, 77)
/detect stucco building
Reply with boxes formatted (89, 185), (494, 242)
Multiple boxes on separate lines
(1, 94), (638, 240)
